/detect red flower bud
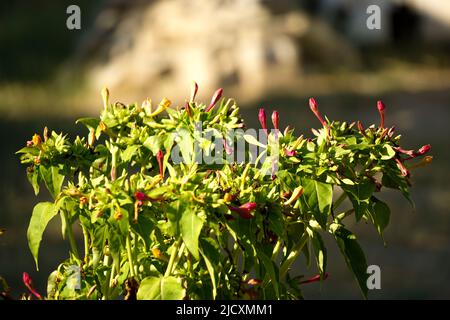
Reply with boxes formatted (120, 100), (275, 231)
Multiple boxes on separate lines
(205, 88), (223, 112)
(417, 144), (431, 155)
(377, 100), (386, 128)
(228, 202), (257, 219)
(156, 150), (164, 178)
(184, 102), (192, 117)
(190, 81), (199, 103)
(258, 108), (267, 133)
(300, 272), (329, 285)
(284, 148), (296, 157)
(134, 191), (147, 201)
(23, 272), (43, 300)
(271, 111), (279, 130)
(309, 98), (327, 128)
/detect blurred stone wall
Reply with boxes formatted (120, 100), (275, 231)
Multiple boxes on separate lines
(78, 0), (359, 103)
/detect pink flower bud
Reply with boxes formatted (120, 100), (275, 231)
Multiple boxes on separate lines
(309, 98), (327, 127)
(417, 144), (431, 155)
(271, 111), (279, 130)
(258, 108), (267, 134)
(377, 100), (386, 128)
(156, 150), (164, 178)
(228, 202), (257, 219)
(190, 81), (199, 103)
(205, 88), (223, 112)
(300, 272), (329, 285)
(223, 138), (233, 155)
(134, 191), (147, 201)
(395, 158), (409, 177)
(284, 148), (296, 157)
(23, 272), (43, 300)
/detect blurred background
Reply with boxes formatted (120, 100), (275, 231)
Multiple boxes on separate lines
(1, 0), (449, 299)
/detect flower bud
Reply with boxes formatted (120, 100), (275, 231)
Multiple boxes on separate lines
(284, 148), (296, 157)
(190, 81), (199, 103)
(149, 98), (171, 117)
(32, 134), (42, 146)
(417, 144), (431, 155)
(395, 158), (409, 177)
(258, 108), (267, 134)
(228, 202), (257, 219)
(284, 186), (303, 205)
(205, 88), (223, 112)
(357, 121), (367, 137)
(88, 128), (95, 147)
(134, 191), (147, 202)
(101, 87), (110, 110)
(43, 127), (49, 142)
(271, 111), (279, 130)
(156, 150), (164, 178)
(377, 100), (386, 128)
(309, 98), (327, 128)
(300, 272), (329, 285)
(23, 272), (43, 300)
(142, 98), (152, 115)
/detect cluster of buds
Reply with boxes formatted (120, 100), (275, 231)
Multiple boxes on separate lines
(258, 108), (280, 136)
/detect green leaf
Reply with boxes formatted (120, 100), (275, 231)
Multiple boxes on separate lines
(40, 166), (64, 199)
(121, 145), (140, 162)
(243, 134), (266, 148)
(380, 144), (396, 160)
(76, 117), (100, 130)
(26, 167), (40, 195)
(27, 202), (57, 270)
(200, 248), (217, 299)
(256, 248), (280, 299)
(368, 198), (391, 242)
(302, 179), (333, 228)
(343, 181), (375, 221)
(310, 230), (327, 275)
(330, 224), (368, 298)
(180, 209), (203, 260)
(137, 276), (185, 300)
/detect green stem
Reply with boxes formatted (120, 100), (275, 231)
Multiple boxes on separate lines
(271, 240), (282, 261)
(65, 213), (79, 260)
(126, 234), (136, 278)
(82, 225), (89, 264)
(279, 233), (308, 279)
(102, 254), (111, 300)
(164, 239), (182, 277)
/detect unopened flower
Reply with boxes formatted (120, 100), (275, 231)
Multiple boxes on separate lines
(43, 127), (49, 142)
(228, 202), (257, 219)
(395, 158), (409, 177)
(284, 148), (296, 157)
(258, 108), (267, 135)
(417, 144), (431, 155)
(357, 121), (367, 137)
(190, 81), (199, 103)
(134, 191), (147, 202)
(205, 88), (223, 112)
(309, 98), (327, 128)
(23, 272), (43, 300)
(149, 98), (171, 117)
(32, 134), (42, 146)
(377, 100), (386, 128)
(142, 98), (152, 115)
(101, 87), (110, 110)
(156, 150), (164, 178)
(184, 102), (192, 117)
(26, 140), (33, 147)
(271, 111), (279, 130)
(300, 272), (329, 285)
(284, 186), (303, 205)
(223, 138), (233, 155)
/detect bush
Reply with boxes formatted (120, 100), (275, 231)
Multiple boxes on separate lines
(16, 84), (432, 300)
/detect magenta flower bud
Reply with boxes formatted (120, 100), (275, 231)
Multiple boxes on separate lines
(190, 81), (199, 103)
(258, 108), (267, 135)
(156, 150), (164, 178)
(228, 202), (257, 219)
(271, 111), (279, 130)
(134, 191), (147, 202)
(394, 147), (415, 157)
(205, 88), (223, 112)
(300, 272), (329, 285)
(417, 144), (431, 155)
(23, 272), (43, 300)
(284, 148), (296, 157)
(377, 100), (386, 128)
(223, 138), (233, 155)
(309, 98), (327, 127)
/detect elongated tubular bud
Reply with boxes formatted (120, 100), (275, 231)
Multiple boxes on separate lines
(142, 98), (152, 115)
(258, 108), (267, 135)
(357, 121), (367, 137)
(309, 98), (327, 128)
(284, 148), (296, 157)
(101, 87), (110, 110)
(284, 186), (303, 205)
(205, 88), (223, 112)
(190, 81), (199, 103)
(184, 102), (192, 117)
(417, 144), (431, 155)
(271, 111), (279, 130)
(395, 158), (409, 177)
(223, 138), (233, 155)
(228, 202), (257, 219)
(156, 150), (164, 178)
(409, 155), (433, 169)
(23, 272), (43, 300)
(394, 147), (415, 157)
(300, 272), (329, 285)
(149, 98), (171, 117)
(377, 100), (386, 128)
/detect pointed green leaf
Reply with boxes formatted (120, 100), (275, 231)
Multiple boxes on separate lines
(137, 276), (185, 300)
(27, 202), (57, 270)
(180, 209), (203, 260)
